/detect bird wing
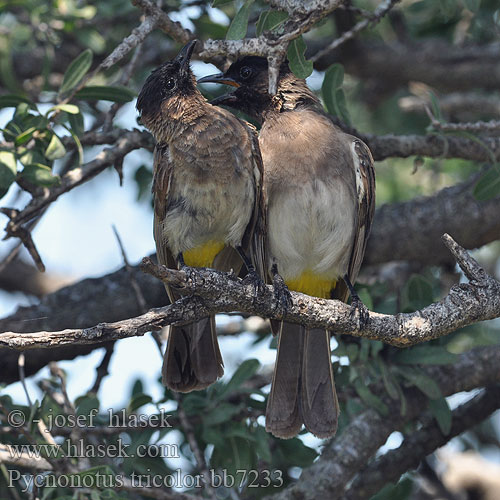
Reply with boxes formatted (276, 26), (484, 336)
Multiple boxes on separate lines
(335, 138), (376, 303)
(237, 120), (267, 281)
(152, 143), (177, 303)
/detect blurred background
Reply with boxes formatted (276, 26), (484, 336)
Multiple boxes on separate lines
(1, 1), (500, 499)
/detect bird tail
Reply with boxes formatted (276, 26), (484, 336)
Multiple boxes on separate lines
(266, 322), (338, 439)
(162, 316), (223, 393)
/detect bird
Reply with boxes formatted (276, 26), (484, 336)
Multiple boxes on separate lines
(199, 57), (375, 438)
(136, 42), (266, 393)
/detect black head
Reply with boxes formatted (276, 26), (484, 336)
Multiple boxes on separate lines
(209, 86), (271, 123)
(198, 56), (271, 93)
(136, 40), (198, 118)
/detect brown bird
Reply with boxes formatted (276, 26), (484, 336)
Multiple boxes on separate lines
(136, 43), (266, 393)
(199, 57), (375, 438)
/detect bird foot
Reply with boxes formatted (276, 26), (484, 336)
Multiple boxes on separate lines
(242, 268), (266, 299)
(349, 294), (369, 328)
(272, 269), (293, 317)
(180, 264), (201, 288)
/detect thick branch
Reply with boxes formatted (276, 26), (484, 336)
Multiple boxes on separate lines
(0, 258), (166, 384)
(364, 173), (500, 266)
(1, 236), (499, 351)
(343, 385), (500, 500)
(314, 40), (500, 94)
(362, 131), (500, 163)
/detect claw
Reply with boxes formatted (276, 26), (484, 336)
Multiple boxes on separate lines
(180, 264), (200, 288)
(242, 268), (266, 298)
(272, 264), (293, 317)
(349, 294), (369, 328)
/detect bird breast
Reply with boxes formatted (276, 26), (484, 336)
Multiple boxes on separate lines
(160, 152), (255, 257)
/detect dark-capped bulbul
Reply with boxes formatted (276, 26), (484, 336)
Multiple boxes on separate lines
(137, 43), (266, 393)
(199, 57), (375, 438)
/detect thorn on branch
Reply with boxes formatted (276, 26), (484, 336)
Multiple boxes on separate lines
(140, 257), (186, 289)
(4, 223), (45, 273)
(442, 233), (487, 283)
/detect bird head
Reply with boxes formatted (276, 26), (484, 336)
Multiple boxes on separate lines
(199, 56), (318, 119)
(137, 40), (199, 133)
(199, 57), (273, 121)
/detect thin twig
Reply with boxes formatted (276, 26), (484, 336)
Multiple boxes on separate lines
(174, 394), (217, 499)
(311, 0), (402, 62)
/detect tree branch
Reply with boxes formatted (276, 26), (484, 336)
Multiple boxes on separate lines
(364, 172), (500, 266)
(0, 257), (166, 384)
(314, 40), (500, 95)
(311, 0), (402, 62)
(1, 235), (499, 352)
(343, 385), (500, 500)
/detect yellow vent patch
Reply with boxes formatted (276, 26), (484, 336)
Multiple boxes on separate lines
(183, 240), (225, 268)
(286, 270), (336, 299)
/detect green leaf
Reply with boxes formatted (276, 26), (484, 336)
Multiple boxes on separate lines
(216, 358), (260, 399)
(253, 426), (272, 463)
(45, 133), (66, 160)
(439, 0), (458, 21)
(429, 396), (452, 435)
(134, 165), (153, 201)
(15, 127), (37, 146)
(287, 36), (313, 79)
(335, 88), (351, 124)
(322, 66), (341, 115)
(226, 0), (254, 40)
(371, 477), (414, 500)
(75, 85), (135, 102)
(256, 9), (288, 36)
(212, 0), (232, 6)
(22, 163), (60, 187)
(428, 91), (442, 122)
(395, 345), (457, 365)
(376, 358), (399, 400)
(463, 0), (480, 12)
(402, 274), (434, 312)
(75, 394), (99, 417)
(0, 95), (34, 109)
(473, 167), (500, 201)
(60, 49), (93, 94)
(397, 367), (443, 400)
(353, 378), (389, 416)
(0, 151), (17, 198)
(68, 112), (85, 136)
(322, 64), (350, 121)
(128, 393), (153, 412)
(277, 438), (317, 467)
(49, 104), (80, 115)
(203, 402), (242, 426)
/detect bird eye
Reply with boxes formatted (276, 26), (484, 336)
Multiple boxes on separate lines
(165, 78), (176, 90)
(239, 66), (252, 79)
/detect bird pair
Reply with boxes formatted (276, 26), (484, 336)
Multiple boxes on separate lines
(136, 40), (375, 440)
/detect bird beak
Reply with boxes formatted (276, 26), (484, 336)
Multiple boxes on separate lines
(198, 73), (241, 87)
(210, 93), (238, 106)
(175, 39), (198, 70)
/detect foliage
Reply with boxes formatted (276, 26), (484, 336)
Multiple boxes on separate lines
(0, 0), (500, 499)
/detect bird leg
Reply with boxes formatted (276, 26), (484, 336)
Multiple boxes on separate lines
(176, 253), (199, 287)
(343, 274), (369, 328)
(237, 246), (266, 297)
(271, 263), (293, 317)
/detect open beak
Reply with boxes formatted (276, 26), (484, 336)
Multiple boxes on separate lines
(174, 39), (198, 70)
(198, 73), (241, 87)
(210, 93), (238, 106)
